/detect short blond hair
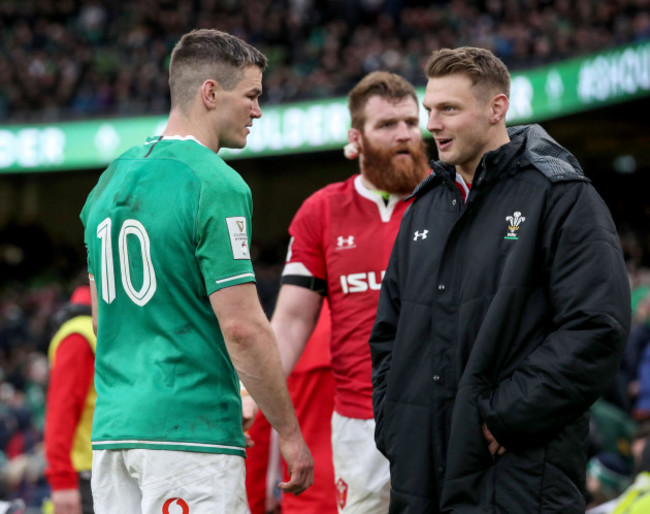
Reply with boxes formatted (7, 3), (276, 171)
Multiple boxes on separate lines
(425, 47), (510, 100)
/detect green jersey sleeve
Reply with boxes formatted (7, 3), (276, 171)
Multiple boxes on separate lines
(196, 167), (256, 295)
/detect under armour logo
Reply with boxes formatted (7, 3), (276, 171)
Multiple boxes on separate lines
(337, 235), (355, 248)
(413, 230), (428, 241)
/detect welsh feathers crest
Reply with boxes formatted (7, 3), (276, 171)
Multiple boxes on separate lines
(505, 211), (526, 240)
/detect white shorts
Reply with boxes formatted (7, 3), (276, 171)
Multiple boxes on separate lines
(91, 449), (249, 514)
(331, 412), (390, 513)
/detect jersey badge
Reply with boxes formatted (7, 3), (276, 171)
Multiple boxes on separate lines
(226, 217), (250, 259)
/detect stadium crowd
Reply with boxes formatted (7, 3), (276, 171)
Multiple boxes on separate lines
(1, 0), (650, 123)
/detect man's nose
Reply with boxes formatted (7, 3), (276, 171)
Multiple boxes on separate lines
(252, 99), (262, 119)
(426, 112), (441, 134)
(395, 121), (412, 141)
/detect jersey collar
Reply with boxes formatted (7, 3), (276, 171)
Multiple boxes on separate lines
(151, 135), (207, 148)
(354, 175), (403, 223)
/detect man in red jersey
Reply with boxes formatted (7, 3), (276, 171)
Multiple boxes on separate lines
(271, 71), (430, 513)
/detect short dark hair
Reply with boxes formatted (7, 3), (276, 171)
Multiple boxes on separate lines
(425, 47), (510, 99)
(348, 71), (418, 130)
(169, 29), (268, 110)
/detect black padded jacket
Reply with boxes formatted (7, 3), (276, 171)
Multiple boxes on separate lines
(370, 124), (631, 513)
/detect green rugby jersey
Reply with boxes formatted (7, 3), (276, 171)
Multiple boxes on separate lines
(80, 136), (255, 456)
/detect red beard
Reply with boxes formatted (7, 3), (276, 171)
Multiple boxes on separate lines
(360, 136), (430, 195)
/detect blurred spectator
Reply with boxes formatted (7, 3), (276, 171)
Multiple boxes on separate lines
(606, 293), (650, 413)
(0, 281), (63, 509)
(585, 268), (650, 511)
(613, 279), (650, 414)
(586, 452), (633, 509)
(0, 377), (48, 510)
(584, 259), (650, 513)
(1, 0), (649, 122)
(587, 422), (650, 513)
(43, 284), (95, 514)
(589, 399), (637, 467)
(0, 499), (25, 514)
(631, 317), (650, 421)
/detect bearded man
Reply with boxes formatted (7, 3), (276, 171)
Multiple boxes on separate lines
(268, 71), (430, 514)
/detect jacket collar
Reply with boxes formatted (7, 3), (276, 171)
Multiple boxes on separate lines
(410, 138), (521, 199)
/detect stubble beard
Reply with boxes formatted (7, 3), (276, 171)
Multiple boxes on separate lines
(360, 135), (430, 195)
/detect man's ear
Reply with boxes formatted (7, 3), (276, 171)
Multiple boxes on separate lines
(201, 79), (219, 109)
(490, 93), (509, 124)
(344, 129), (361, 160)
(348, 128), (360, 145)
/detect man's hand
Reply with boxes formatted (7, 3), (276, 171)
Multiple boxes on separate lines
(278, 433), (314, 495)
(52, 488), (82, 514)
(482, 423), (506, 457)
(241, 391), (258, 432)
(241, 392), (258, 448)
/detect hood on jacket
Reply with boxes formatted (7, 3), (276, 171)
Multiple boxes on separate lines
(509, 124), (585, 181)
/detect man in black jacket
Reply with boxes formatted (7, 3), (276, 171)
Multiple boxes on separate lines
(369, 46), (631, 513)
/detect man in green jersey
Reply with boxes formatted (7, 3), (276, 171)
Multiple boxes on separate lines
(80, 29), (313, 514)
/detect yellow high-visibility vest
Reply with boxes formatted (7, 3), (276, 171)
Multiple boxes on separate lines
(48, 315), (96, 471)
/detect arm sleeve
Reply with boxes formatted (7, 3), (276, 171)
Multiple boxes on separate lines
(196, 177), (256, 294)
(44, 334), (95, 490)
(478, 183), (631, 450)
(280, 193), (327, 293)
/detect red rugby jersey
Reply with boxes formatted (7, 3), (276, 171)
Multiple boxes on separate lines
(281, 175), (413, 419)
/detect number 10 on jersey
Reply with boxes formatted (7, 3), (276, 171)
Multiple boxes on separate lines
(96, 217), (157, 307)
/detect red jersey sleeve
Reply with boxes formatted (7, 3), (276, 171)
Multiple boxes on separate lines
(44, 333), (95, 490)
(281, 191), (328, 292)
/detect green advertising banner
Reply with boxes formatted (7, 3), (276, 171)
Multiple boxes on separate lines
(1, 40), (649, 173)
